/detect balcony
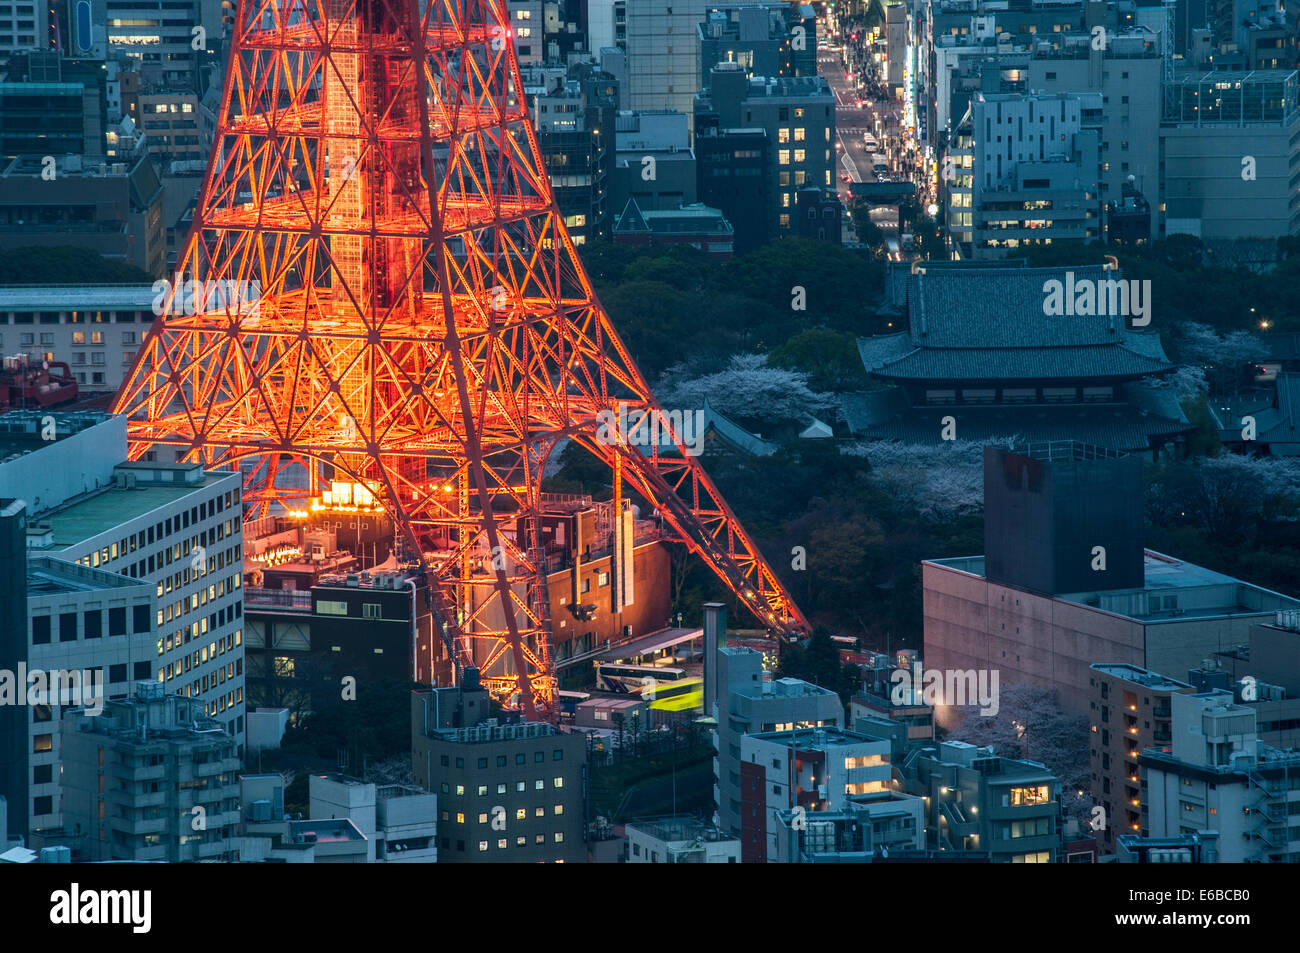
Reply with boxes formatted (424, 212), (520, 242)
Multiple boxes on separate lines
(244, 587), (311, 611)
(112, 762), (167, 782)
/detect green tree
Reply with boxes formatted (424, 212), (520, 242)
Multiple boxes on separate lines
(768, 328), (870, 391)
(0, 246), (153, 284)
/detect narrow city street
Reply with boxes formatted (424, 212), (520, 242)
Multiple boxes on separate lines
(819, 43), (901, 255)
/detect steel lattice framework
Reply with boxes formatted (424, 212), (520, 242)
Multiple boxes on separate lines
(113, 0), (808, 718)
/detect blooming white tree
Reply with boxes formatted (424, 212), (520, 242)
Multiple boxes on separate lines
(1175, 322), (1265, 394)
(845, 438), (1020, 521)
(952, 682), (1092, 830)
(1137, 364), (1208, 405)
(655, 353), (837, 422)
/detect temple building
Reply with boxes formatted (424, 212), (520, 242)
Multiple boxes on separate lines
(843, 262), (1194, 458)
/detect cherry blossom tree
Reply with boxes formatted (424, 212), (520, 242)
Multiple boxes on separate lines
(656, 353), (838, 422)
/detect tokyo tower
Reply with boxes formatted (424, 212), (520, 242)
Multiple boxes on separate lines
(113, 0), (808, 718)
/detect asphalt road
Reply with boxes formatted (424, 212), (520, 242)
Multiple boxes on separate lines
(819, 46), (900, 251)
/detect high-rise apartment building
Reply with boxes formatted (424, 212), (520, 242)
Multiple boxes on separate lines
(60, 682), (240, 861)
(1088, 663), (1192, 854)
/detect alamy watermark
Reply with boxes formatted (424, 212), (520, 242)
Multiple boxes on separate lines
(595, 403), (706, 456)
(151, 278), (262, 318)
(0, 665), (105, 715)
(890, 661), (1000, 716)
(1042, 271), (1150, 326)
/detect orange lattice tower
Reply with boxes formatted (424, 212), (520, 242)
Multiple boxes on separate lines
(113, 0), (808, 718)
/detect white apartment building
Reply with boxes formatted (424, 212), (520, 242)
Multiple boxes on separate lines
(740, 727), (892, 862)
(0, 0), (48, 55)
(1143, 690), (1300, 862)
(0, 413), (247, 774)
(625, 816), (740, 863)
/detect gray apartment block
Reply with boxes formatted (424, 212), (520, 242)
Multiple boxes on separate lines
(712, 646), (843, 834)
(60, 683), (240, 861)
(907, 740), (1062, 862)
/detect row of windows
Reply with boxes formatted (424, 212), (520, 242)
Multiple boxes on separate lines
(440, 749), (564, 768)
(477, 834), (563, 850)
(441, 834), (563, 853)
(442, 805), (565, 824)
(441, 777), (566, 796)
(31, 605), (151, 644)
(1, 311), (151, 324)
(3, 330), (137, 347)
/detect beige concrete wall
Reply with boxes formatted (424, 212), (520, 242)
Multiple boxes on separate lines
(923, 561), (1144, 723)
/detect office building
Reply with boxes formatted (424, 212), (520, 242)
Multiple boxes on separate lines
(966, 91), (1102, 258)
(0, 79), (103, 159)
(625, 0), (711, 129)
(22, 556), (155, 833)
(103, 0), (226, 89)
(60, 682), (240, 861)
(1161, 69), (1300, 240)
(0, 149), (165, 278)
(698, 4), (818, 83)
(612, 109), (697, 212)
(523, 63), (618, 244)
(0, 285), (156, 392)
(694, 121), (773, 253)
(1, 412), (248, 746)
(1025, 33), (1162, 237)
(411, 681), (588, 863)
(924, 441), (1300, 721)
(1088, 663), (1193, 854)
(696, 63), (836, 234)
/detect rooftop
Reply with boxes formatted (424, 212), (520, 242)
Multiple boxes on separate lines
(433, 720), (561, 745)
(1090, 663), (1193, 691)
(733, 676), (839, 701)
(0, 411), (114, 461)
(31, 465), (241, 551)
(287, 818), (366, 844)
(27, 555), (148, 597)
(0, 284), (155, 309)
(928, 550), (1300, 621)
(625, 815), (736, 844)
(749, 726), (884, 750)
